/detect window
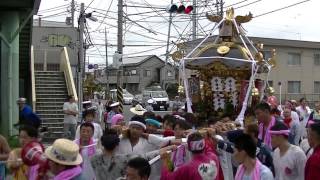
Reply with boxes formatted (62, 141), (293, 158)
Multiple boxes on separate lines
(124, 71), (130, 76)
(263, 51), (272, 60)
(144, 70), (151, 76)
(288, 81), (301, 94)
(314, 54), (320, 65)
(314, 81), (320, 94)
(167, 71), (173, 77)
(131, 69), (137, 75)
(287, 53), (301, 65)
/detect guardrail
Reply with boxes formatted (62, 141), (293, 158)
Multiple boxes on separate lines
(30, 45), (36, 110)
(60, 47), (78, 102)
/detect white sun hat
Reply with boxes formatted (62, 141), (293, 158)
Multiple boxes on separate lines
(130, 104), (147, 116)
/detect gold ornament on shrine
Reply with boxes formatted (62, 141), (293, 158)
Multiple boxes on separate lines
(217, 45), (230, 55)
(268, 49), (277, 67)
(254, 52), (264, 63)
(267, 87), (275, 94)
(171, 51), (183, 62)
(251, 87), (259, 96)
(178, 85), (184, 93)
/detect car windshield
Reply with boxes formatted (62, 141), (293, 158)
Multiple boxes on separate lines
(124, 94), (133, 97)
(151, 91), (167, 98)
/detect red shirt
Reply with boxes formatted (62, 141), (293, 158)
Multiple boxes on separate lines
(305, 146), (320, 180)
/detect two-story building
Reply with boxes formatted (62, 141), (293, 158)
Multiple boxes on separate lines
(95, 55), (177, 94)
(181, 36), (320, 106)
(32, 19), (79, 74)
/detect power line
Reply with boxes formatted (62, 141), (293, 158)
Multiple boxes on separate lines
(84, 0), (97, 11)
(253, 0), (311, 18)
(95, 0), (114, 31)
(38, 4), (69, 13)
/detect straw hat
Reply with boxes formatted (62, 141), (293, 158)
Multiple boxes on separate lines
(130, 104), (146, 116)
(45, 139), (82, 166)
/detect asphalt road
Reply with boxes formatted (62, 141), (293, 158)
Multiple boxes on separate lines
(123, 105), (172, 121)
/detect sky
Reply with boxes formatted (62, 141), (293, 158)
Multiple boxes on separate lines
(35, 0), (319, 66)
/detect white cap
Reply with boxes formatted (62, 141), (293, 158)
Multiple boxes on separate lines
(17, 98), (26, 103)
(147, 99), (154, 104)
(110, 102), (120, 107)
(82, 101), (92, 104)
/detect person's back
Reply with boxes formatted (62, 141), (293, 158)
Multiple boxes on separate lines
(19, 104), (41, 129)
(273, 145), (306, 180)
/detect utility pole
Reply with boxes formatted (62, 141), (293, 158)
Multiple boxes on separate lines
(216, 0), (223, 17)
(164, 0), (174, 85)
(192, 0), (197, 40)
(116, 0), (124, 113)
(220, 0), (223, 17)
(78, 3), (85, 118)
(105, 26), (109, 100)
(71, 0), (75, 27)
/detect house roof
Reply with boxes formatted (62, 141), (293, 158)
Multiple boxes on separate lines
(122, 55), (159, 66)
(181, 36), (320, 50)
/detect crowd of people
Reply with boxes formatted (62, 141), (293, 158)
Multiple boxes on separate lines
(1, 96), (320, 180)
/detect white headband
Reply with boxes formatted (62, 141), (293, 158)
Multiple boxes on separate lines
(129, 121), (146, 130)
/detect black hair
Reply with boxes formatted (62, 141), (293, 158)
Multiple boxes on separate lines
(270, 122), (289, 139)
(101, 129), (120, 151)
(234, 134), (256, 158)
(67, 95), (74, 101)
(19, 125), (38, 138)
(310, 123), (320, 138)
(83, 108), (96, 118)
(245, 123), (259, 138)
(207, 117), (218, 126)
(187, 132), (204, 154)
(80, 122), (94, 131)
(270, 108), (281, 115)
(255, 102), (271, 112)
(143, 111), (156, 119)
(244, 107), (255, 117)
(163, 114), (176, 128)
(174, 119), (191, 130)
(299, 98), (306, 103)
(183, 113), (197, 127)
(127, 157), (151, 178)
(130, 115), (146, 125)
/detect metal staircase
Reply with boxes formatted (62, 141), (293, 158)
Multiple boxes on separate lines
(35, 71), (68, 143)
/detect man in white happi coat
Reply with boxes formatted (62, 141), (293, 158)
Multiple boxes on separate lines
(270, 122), (306, 180)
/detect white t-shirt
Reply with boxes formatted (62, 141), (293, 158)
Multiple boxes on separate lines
(241, 163), (274, 180)
(296, 106), (311, 138)
(63, 102), (78, 124)
(273, 145), (307, 180)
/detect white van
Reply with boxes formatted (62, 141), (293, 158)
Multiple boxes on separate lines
(142, 90), (169, 111)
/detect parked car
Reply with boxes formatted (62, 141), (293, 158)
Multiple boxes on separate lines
(110, 89), (134, 105)
(142, 89), (169, 111)
(133, 94), (143, 105)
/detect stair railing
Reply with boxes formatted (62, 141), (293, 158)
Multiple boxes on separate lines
(60, 47), (78, 101)
(31, 45), (36, 110)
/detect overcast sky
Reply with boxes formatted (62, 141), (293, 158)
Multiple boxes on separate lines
(36, 0), (319, 65)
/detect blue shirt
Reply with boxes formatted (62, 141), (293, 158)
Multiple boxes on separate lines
(19, 105), (41, 128)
